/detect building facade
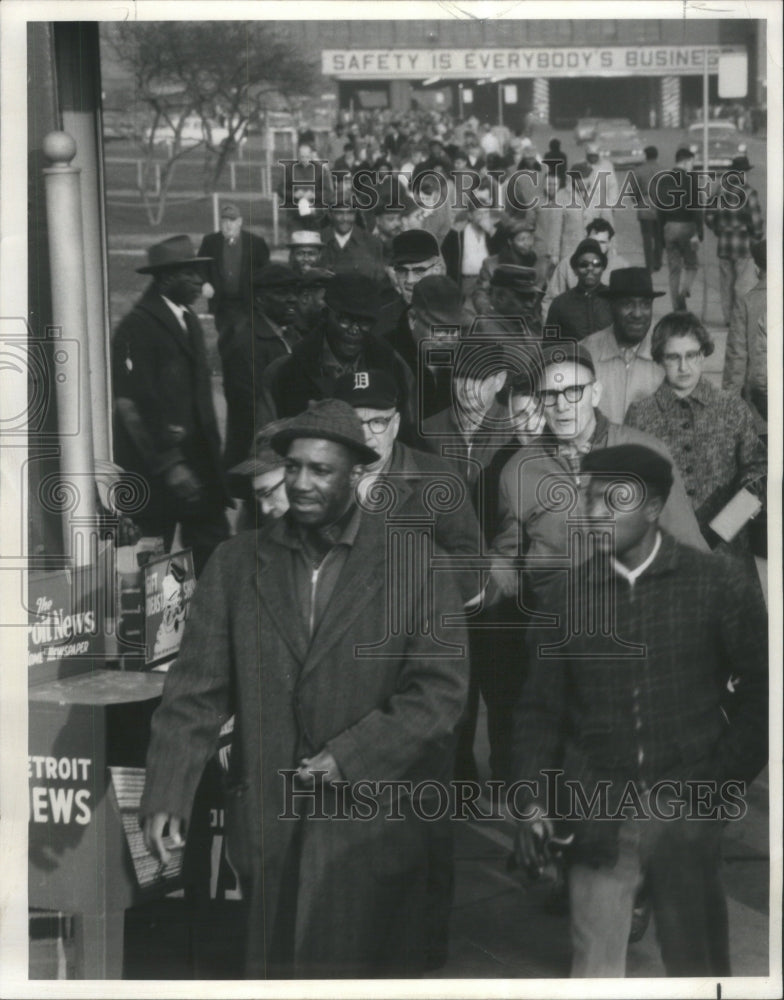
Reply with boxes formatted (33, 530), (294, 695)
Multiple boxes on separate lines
(285, 18), (763, 128)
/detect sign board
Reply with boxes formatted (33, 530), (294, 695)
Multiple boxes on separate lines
(28, 557), (107, 673)
(323, 45), (744, 80)
(718, 51), (748, 98)
(463, 88), (474, 104)
(143, 550), (196, 666)
(504, 84), (518, 104)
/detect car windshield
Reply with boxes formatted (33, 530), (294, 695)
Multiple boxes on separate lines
(597, 131), (637, 141)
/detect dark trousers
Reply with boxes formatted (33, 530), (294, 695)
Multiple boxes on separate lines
(455, 599), (530, 783)
(638, 217), (663, 272)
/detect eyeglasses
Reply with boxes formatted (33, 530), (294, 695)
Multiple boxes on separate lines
(335, 312), (374, 333)
(254, 477), (286, 501)
(574, 259), (604, 270)
(662, 350), (703, 365)
(393, 261), (439, 277)
(358, 414), (396, 434)
(537, 383), (592, 407)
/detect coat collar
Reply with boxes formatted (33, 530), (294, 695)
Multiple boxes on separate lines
(585, 528), (682, 584)
(654, 376), (715, 410)
(253, 510), (387, 675)
(137, 286), (195, 358)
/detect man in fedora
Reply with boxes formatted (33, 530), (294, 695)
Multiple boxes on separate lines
(198, 201), (270, 342)
(654, 147), (704, 311)
(220, 264), (303, 470)
(407, 275), (465, 418)
(487, 263), (547, 336)
(141, 398), (469, 978)
(582, 267), (666, 424)
(472, 213), (548, 315)
(287, 229), (325, 276)
(705, 154), (764, 324)
(112, 235), (232, 575)
(258, 273), (416, 433)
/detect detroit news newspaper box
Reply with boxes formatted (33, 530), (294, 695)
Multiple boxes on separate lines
(27, 543), (237, 978)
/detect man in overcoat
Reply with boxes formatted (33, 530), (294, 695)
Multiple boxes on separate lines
(198, 201), (270, 341)
(141, 399), (470, 978)
(111, 235), (232, 574)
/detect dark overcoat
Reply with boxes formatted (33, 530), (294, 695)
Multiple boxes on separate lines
(198, 229), (270, 316)
(140, 511), (470, 978)
(111, 285), (229, 524)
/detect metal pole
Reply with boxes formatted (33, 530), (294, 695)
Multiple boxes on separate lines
(701, 47), (710, 322)
(497, 83), (504, 128)
(212, 192), (220, 232)
(42, 131), (98, 565)
(458, 84), (463, 119)
(272, 192), (279, 247)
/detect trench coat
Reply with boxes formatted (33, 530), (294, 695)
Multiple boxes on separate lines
(140, 510), (470, 978)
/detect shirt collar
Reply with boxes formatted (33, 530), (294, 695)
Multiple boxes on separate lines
(657, 376), (713, 409)
(594, 325), (654, 362)
(160, 295), (188, 329)
(611, 530), (662, 586)
(279, 502), (362, 556)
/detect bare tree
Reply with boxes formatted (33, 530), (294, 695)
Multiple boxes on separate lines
(107, 22), (318, 224)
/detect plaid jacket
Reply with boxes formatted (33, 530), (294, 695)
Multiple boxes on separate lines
(705, 183), (764, 260)
(510, 532), (768, 865)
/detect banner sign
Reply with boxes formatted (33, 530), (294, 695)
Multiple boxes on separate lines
(323, 45), (743, 79)
(28, 565), (105, 670)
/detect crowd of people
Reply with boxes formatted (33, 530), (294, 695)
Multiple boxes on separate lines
(109, 112), (769, 981)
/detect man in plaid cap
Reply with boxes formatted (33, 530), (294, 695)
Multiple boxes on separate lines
(142, 398), (469, 978)
(511, 443), (767, 977)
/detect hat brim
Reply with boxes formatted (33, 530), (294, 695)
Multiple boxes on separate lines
(137, 256), (213, 275)
(270, 428), (380, 465)
(598, 287), (666, 299)
(228, 455), (285, 478)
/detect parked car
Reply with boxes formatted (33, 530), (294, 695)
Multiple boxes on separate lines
(682, 120), (747, 170)
(143, 116), (246, 149)
(574, 117), (599, 143)
(594, 122), (646, 167)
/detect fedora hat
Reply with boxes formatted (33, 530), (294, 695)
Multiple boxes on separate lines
(731, 155), (752, 172)
(270, 399), (380, 465)
(137, 235), (213, 275)
(599, 267), (665, 300)
(324, 273), (381, 319)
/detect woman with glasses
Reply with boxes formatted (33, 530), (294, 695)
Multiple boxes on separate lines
(544, 237), (614, 341)
(625, 312), (766, 549)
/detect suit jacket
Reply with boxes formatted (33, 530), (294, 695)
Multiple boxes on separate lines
(141, 511), (469, 976)
(198, 229), (270, 316)
(111, 285), (229, 519)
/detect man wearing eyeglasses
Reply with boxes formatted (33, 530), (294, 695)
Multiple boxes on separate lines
(374, 229), (448, 372)
(491, 340), (707, 600)
(544, 238), (614, 342)
(257, 273), (416, 434)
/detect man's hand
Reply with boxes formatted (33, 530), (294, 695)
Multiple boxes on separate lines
(143, 813), (185, 865)
(490, 558), (520, 598)
(297, 749), (343, 785)
(513, 814), (555, 878)
(202, 281), (215, 300)
(164, 463), (203, 504)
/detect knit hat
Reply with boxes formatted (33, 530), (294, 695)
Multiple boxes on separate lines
(569, 238), (608, 270)
(581, 444), (674, 502)
(270, 399), (381, 464)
